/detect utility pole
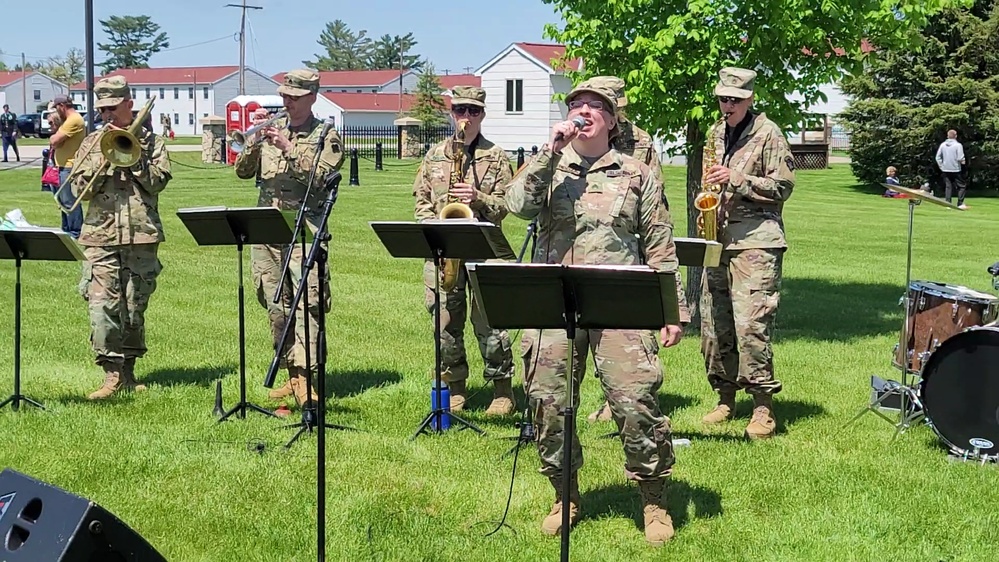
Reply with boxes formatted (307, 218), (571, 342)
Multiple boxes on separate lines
(21, 53), (26, 114)
(462, 66), (474, 74)
(225, 0), (262, 95)
(398, 43), (403, 113)
(85, 0), (95, 132)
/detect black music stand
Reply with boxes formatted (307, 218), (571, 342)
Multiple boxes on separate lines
(176, 206), (298, 422)
(675, 237), (723, 268)
(370, 219), (513, 440)
(466, 262), (680, 562)
(0, 228), (84, 412)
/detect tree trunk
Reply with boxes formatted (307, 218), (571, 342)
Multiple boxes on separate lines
(684, 119), (704, 334)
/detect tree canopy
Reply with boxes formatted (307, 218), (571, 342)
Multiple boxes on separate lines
(97, 15), (170, 74)
(304, 21), (424, 72)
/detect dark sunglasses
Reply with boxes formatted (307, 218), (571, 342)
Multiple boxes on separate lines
(568, 99), (606, 111)
(452, 105), (482, 116)
(717, 96), (745, 104)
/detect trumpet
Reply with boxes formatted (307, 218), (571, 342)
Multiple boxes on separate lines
(54, 97), (156, 214)
(228, 111), (288, 153)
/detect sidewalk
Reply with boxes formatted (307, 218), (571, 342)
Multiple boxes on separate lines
(1, 143), (202, 171)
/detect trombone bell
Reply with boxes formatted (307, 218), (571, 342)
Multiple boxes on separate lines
(101, 129), (141, 168)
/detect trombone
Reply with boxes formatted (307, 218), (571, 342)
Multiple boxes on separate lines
(53, 97), (157, 214)
(228, 111), (288, 153)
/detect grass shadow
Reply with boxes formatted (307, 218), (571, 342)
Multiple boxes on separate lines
(734, 397), (828, 432)
(776, 277), (903, 342)
(143, 364), (235, 388)
(324, 368), (403, 399)
(581, 480), (722, 531)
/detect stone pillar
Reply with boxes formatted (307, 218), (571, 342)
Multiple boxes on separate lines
(200, 115), (227, 164)
(394, 116), (423, 159)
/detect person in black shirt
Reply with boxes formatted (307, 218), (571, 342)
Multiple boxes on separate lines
(0, 104), (20, 162)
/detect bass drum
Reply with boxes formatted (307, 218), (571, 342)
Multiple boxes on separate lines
(920, 324), (999, 459)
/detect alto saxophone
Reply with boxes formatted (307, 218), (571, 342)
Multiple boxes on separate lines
(694, 117), (727, 241)
(438, 120), (475, 292)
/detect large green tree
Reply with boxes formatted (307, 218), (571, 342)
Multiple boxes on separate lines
(839, 0), (999, 194)
(408, 63), (447, 126)
(97, 15), (170, 73)
(304, 20), (372, 71)
(39, 48), (86, 85)
(542, 0), (965, 325)
(368, 33), (424, 72)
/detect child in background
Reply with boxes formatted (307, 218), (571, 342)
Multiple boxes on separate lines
(883, 166), (903, 197)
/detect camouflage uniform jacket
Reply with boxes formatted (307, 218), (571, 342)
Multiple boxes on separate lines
(234, 115), (345, 226)
(614, 119), (662, 188)
(506, 145), (690, 324)
(413, 134), (513, 225)
(72, 126), (171, 247)
(708, 112), (795, 250)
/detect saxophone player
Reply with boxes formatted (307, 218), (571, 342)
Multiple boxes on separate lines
(412, 86), (517, 416)
(699, 67), (795, 440)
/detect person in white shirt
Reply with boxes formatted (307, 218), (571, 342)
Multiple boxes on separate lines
(935, 129), (967, 209)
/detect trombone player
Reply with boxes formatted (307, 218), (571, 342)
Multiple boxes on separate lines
(412, 86), (517, 416)
(234, 69), (344, 412)
(71, 76), (172, 400)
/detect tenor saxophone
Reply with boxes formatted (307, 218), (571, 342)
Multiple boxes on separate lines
(438, 120), (475, 292)
(694, 117), (726, 241)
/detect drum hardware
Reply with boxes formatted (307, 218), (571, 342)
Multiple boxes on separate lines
(845, 375), (924, 437)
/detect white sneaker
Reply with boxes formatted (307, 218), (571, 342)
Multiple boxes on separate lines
(959, 204), (968, 210)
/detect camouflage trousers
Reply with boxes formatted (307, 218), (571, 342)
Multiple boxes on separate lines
(252, 242), (331, 372)
(79, 244), (162, 367)
(423, 260), (514, 383)
(700, 248), (784, 395)
(522, 328), (675, 482)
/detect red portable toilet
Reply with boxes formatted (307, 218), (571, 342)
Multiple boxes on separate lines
(224, 95), (284, 164)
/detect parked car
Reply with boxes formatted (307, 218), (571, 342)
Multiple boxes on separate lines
(16, 113), (41, 137)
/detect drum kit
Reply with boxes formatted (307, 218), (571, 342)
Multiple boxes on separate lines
(849, 184), (999, 464)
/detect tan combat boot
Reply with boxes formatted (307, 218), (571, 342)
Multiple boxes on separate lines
(120, 358), (146, 392)
(638, 479), (675, 546)
(701, 390), (737, 424)
(541, 473), (580, 536)
(268, 377), (294, 400)
(484, 378), (515, 416)
(289, 368), (319, 408)
(448, 379), (467, 412)
(87, 364), (124, 400)
(587, 401), (613, 422)
(745, 394), (776, 440)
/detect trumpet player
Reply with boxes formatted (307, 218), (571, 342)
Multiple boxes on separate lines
(234, 69), (344, 411)
(72, 76), (172, 400)
(699, 67), (795, 439)
(412, 85), (517, 416)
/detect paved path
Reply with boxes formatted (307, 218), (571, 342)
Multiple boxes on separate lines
(0, 143), (201, 171)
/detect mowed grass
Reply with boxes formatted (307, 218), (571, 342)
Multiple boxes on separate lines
(1, 152), (998, 561)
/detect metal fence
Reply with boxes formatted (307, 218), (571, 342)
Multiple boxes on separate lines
(338, 124), (454, 159)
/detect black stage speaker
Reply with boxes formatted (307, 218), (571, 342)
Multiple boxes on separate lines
(0, 468), (166, 561)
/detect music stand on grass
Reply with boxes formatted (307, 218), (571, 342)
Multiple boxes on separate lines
(674, 237), (723, 268)
(466, 262), (680, 562)
(0, 228), (84, 412)
(176, 206), (298, 422)
(369, 219), (514, 441)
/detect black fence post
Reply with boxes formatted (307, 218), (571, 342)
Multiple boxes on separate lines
(349, 148), (359, 186)
(532, 145), (538, 156)
(396, 125), (403, 159)
(516, 147), (525, 168)
(423, 142), (430, 155)
(374, 143), (384, 171)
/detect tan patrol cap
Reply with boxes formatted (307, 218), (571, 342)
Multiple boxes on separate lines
(277, 69), (320, 96)
(714, 67), (756, 99)
(94, 76), (130, 108)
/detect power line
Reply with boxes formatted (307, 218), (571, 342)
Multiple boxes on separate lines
(160, 34), (235, 53)
(225, 1), (263, 95)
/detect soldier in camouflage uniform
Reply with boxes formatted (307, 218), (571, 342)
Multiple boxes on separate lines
(73, 76), (172, 399)
(506, 80), (690, 546)
(234, 69), (345, 410)
(581, 76), (666, 424)
(413, 85), (517, 416)
(699, 67), (795, 440)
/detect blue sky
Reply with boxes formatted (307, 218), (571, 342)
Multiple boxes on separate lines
(1, 0), (564, 76)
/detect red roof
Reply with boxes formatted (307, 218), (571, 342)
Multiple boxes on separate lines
(69, 66), (239, 89)
(322, 91), (453, 112)
(0, 71), (37, 87)
(276, 69), (406, 88)
(515, 42), (582, 71)
(438, 74), (480, 90)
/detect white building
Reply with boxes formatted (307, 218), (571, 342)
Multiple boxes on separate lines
(474, 42), (582, 152)
(69, 66), (280, 136)
(0, 71), (68, 115)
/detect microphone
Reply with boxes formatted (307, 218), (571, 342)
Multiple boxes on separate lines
(554, 116), (586, 142)
(317, 118), (335, 149)
(988, 262), (999, 276)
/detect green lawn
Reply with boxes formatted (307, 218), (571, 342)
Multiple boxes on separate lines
(1, 153), (998, 561)
(16, 135), (203, 146)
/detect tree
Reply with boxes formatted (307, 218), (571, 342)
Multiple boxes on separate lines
(38, 48), (86, 85)
(409, 64), (447, 126)
(368, 33), (424, 71)
(97, 15), (170, 73)
(839, 0), (999, 194)
(304, 20), (372, 71)
(541, 0), (965, 327)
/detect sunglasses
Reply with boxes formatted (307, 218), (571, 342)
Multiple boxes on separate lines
(717, 96), (745, 104)
(568, 99), (606, 111)
(452, 105), (482, 116)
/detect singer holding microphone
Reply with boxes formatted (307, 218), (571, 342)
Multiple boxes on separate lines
(505, 79), (689, 546)
(234, 69), (345, 412)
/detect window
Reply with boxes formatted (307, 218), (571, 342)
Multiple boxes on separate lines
(203, 113), (208, 118)
(173, 113), (179, 124)
(203, 87), (209, 99)
(505, 79), (523, 113)
(159, 87), (165, 99)
(188, 87), (194, 99)
(145, 87), (150, 98)
(32, 90), (41, 101)
(173, 87), (179, 99)
(188, 113), (194, 125)
(131, 88), (136, 99)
